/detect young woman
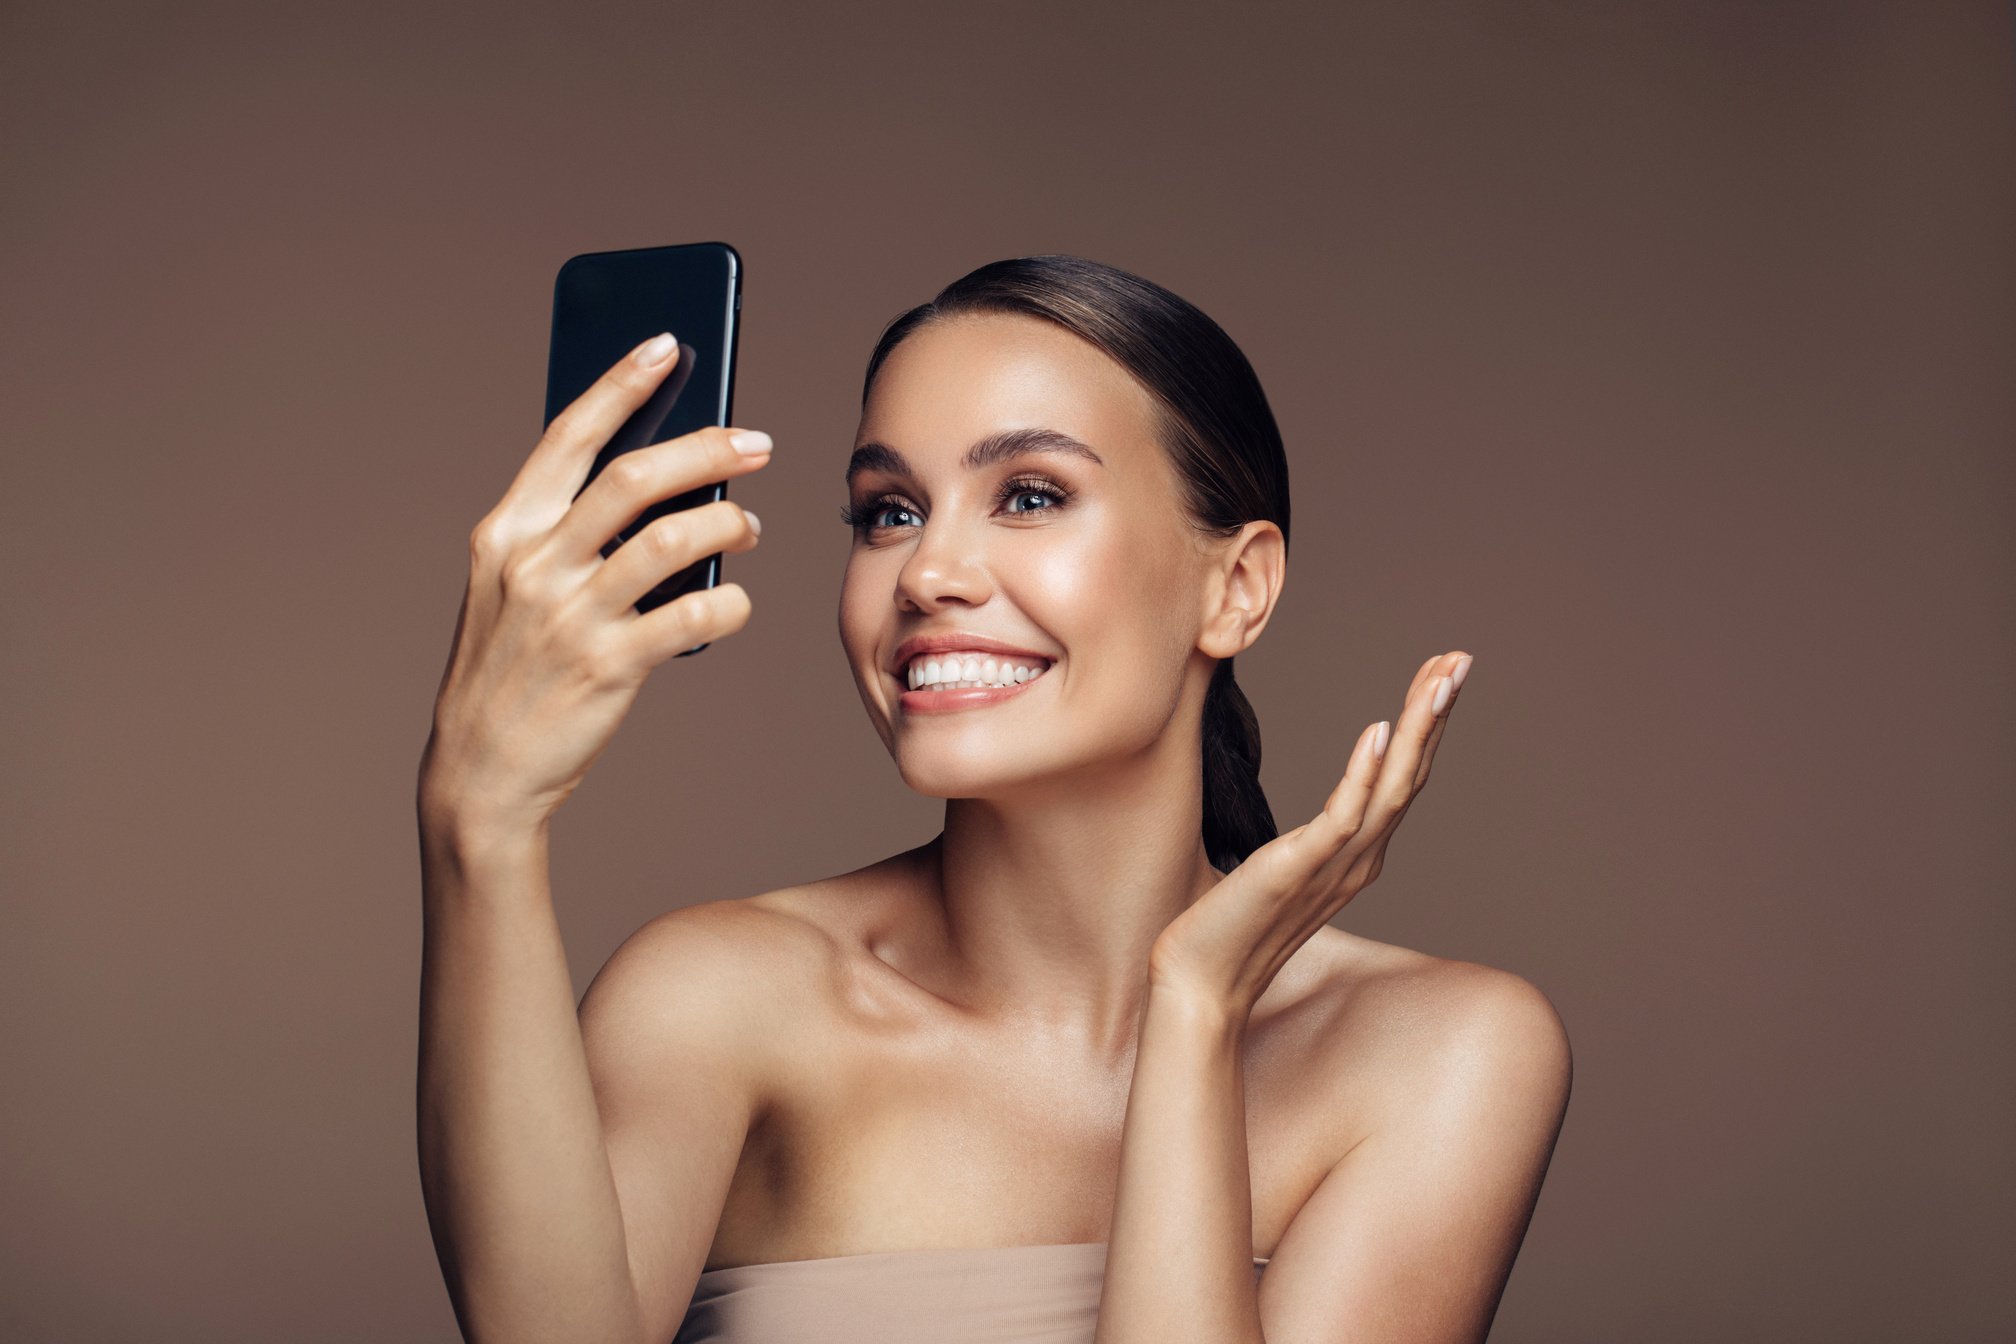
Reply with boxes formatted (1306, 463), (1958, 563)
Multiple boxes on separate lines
(416, 255), (1572, 1344)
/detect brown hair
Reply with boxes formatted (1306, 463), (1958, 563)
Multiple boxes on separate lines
(861, 255), (1291, 872)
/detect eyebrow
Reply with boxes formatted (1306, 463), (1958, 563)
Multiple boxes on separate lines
(845, 427), (1106, 487)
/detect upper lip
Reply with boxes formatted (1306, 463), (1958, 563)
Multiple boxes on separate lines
(891, 632), (1056, 675)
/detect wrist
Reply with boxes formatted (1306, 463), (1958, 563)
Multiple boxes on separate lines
(416, 781), (552, 858)
(1144, 976), (1251, 1039)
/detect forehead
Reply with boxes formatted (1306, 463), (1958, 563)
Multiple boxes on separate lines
(858, 312), (1163, 459)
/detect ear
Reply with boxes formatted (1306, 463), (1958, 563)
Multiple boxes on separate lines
(1197, 521), (1286, 660)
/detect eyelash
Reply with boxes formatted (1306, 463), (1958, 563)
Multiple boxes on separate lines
(838, 475), (1071, 533)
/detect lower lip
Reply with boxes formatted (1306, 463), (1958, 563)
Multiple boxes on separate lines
(897, 666), (1051, 715)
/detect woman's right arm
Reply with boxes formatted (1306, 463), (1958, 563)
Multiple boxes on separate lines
(414, 333), (773, 1344)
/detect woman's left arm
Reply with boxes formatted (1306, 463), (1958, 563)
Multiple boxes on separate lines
(1095, 978), (1264, 1344)
(1095, 652), (1573, 1344)
(1096, 965), (1570, 1344)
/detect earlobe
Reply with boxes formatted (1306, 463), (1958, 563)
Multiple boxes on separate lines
(1197, 605), (1246, 661)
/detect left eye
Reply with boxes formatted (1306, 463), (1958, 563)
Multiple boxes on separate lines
(998, 477), (1068, 514)
(1006, 488), (1058, 512)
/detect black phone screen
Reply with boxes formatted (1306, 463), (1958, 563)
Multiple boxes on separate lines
(545, 241), (742, 632)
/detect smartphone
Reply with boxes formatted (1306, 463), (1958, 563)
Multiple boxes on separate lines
(545, 241), (743, 647)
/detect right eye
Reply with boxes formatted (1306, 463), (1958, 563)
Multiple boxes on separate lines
(839, 494), (921, 532)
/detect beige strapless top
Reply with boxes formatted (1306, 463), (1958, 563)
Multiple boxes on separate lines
(672, 1241), (1271, 1344)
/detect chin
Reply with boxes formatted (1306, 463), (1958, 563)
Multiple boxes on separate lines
(892, 746), (1064, 801)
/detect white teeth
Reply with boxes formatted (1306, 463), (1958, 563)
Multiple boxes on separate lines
(906, 651), (1052, 691)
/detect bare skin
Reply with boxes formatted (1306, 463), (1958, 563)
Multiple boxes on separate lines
(419, 317), (1567, 1344)
(691, 853), (1479, 1269)
(674, 311), (1532, 1275)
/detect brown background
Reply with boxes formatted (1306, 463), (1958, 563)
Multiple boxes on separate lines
(2, 1), (2010, 1340)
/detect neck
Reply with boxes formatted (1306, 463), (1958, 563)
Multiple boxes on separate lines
(911, 712), (1224, 1063)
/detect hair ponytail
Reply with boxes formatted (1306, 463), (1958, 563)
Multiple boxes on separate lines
(1202, 657), (1276, 873)
(863, 254), (1291, 872)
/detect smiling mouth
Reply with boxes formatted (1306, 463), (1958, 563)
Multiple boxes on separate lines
(895, 654), (1054, 713)
(900, 652), (1054, 693)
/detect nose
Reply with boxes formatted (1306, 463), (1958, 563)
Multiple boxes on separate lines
(892, 516), (994, 613)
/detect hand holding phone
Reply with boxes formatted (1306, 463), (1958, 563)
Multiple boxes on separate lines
(545, 242), (743, 635)
(419, 337), (771, 835)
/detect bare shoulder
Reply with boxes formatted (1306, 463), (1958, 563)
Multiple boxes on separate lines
(590, 889), (833, 1003)
(576, 886), (846, 1099)
(584, 843), (922, 1027)
(1293, 927), (1573, 1128)
(1326, 929), (1566, 1044)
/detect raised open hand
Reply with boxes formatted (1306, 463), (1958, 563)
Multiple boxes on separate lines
(1149, 650), (1474, 1015)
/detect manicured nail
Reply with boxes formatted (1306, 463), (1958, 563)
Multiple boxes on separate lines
(730, 429), (773, 456)
(745, 510), (762, 536)
(1451, 655), (1473, 689)
(1430, 676), (1453, 715)
(1371, 721), (1391, 759)
(637, 332), (677, 366)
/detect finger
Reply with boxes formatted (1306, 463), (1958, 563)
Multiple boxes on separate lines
(1306, 650), (1463, 877)
(1344, 653), (1470, 888)
(1363, 661), (1456, 834)
(1257, 725), (1387, 894)
(580, 497), (762, 618)
(1292, 718), (1394, 903)
(501, 333), (687, 525)
(1317, 719), (1389, 835)
(1404, 653), (1442, 703)
(547, 424), (771, 568)
(620, 581), (754, 669)
(1241, 653), (1468, 916)
(1410, 652), (1471, 791)
(1385, 652), (1467, 794)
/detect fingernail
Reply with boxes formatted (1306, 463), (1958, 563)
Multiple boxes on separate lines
(1451, 655), (1473, 690)
(745, 510), (762, 536)
(637, 332), (677, 367)
(1430, 676), (1453, 715)
(730, 429), (773, 456)
(1372, 721), (1391, 759)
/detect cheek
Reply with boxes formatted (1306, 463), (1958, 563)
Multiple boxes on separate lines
(837, 556), (883, 669)
(1018, 520), (1192, 669)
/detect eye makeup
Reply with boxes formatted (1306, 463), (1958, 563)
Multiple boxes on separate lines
(839, 473), (1073, 534)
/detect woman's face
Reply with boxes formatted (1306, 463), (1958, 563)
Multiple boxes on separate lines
(838, 311), (1225, 800)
